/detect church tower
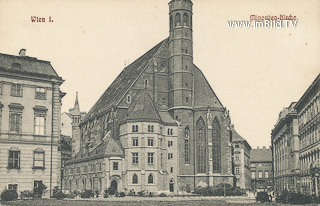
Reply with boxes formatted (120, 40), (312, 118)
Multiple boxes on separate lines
(70, 92), (81, 157)
(168, 0), (195, 182)
(168, 0), (193, 111)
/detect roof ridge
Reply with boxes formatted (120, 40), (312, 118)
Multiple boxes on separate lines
(193, 64), (224, 108)
(115, 38), (168, 107)
(82, 38), (168, 123)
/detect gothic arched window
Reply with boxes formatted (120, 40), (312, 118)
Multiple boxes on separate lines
(183, 13), (189, 27)
(170, 15), (173, 29)
(148, 173), (154, 184)
(175, 13), (181, 27)
(212, 117), (221, 173)
(196, 117), (206, 173)
(184, 127), (190, 164)
(132, 174), (138, 184)
(145, 79), (149, 88)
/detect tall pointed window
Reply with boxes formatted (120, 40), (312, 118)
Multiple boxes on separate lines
(212, 118), (221, 173)
(132, 174), (138, 184)
(175, 13), (181, 27)
(148, 173), (154, 184)
(196, 117), (206, 173)
(183, 13), (189, 27)
(184, 127), (190, 164)
(170, 15), (173, 29)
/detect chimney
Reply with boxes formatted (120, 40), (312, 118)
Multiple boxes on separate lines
(19, 49), (26, 56)
(257, 146), (259, 149)
(263, 146), (266, 149)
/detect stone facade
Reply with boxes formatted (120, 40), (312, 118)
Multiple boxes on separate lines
(271, 102), (300, 193)
(0, 49), (64, 197)
(295, 74), (320, 195)
(64, 0), (234, 195)
(231, 125), (251, 190)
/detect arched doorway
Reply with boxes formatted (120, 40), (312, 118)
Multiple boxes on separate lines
(111, 180), (118, 191)
(169, 179), (174, 192)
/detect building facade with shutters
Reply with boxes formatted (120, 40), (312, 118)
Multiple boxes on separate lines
(0, 49), (64, 197)
(271, 102), (300, 193)
(64, 0), (234, 195)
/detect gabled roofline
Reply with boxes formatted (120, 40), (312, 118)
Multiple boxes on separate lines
(115, 39), (168, 107)
(81, 38), (168, 124)
(193, 64), (225, 109)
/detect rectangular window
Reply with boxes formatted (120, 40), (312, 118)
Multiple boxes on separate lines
(11, 84), (23, 97)
(168, 153), (173, 159)
(235, 155), (240, 160)
(113, 162), (119, 170)
(97, 163), (102, 171)
(258, 171), (262, 179)
(8, 184), (18, 192)
(132, 137), (138, 146)
(148, 153), (154, 164)
(132, 125), (138, 132)
(132, 153), (138, 164)
(34, 116), (45, 135)
(251, 172), (255, 179)
(235, 167), (240, 174)
(76, 167), (80, 174)
(265, 171), (269, 178)
(147, 125), (154, 132)
(168, 141), (173, 147)
(148, 138), (154, 146)
(8, 150), (20, 169)
(35, 87), (46, 100)
(69, 168), (74, 174)
(9, 113), (21, 133)
(33, 151), (45, 168)
(170, 167), (173, 173)
(236, 178), (240, 182)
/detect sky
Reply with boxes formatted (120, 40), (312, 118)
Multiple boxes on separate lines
(1, 0), (319, 149)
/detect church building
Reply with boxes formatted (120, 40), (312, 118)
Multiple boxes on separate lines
(64, 0), (234, 195)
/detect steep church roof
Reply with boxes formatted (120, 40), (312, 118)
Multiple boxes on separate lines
(123, 89), (161, 123)
(82, 39), (168, 123)
(193, 65), (224, 109)
(81, 38), (225, 125)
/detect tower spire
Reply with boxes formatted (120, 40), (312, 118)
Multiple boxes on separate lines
(71, 92), (81, 116)
(74, 92), (79, 109)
